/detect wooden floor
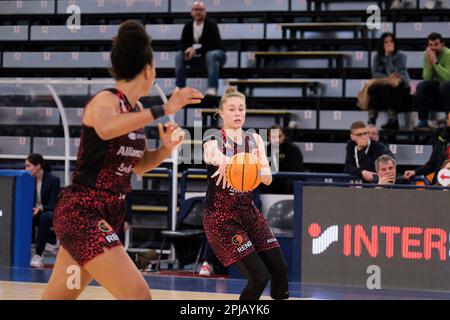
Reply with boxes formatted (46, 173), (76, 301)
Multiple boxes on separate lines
(0, 280), (288, 300)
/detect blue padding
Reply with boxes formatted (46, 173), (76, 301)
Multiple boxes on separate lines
(0, 170), (35, 268)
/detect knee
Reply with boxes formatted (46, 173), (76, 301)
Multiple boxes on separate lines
(40, 211), (53, 224)
(118, 286), (152, 300)
(175, 51), (185, 66)
(440, 81), (450, 93)
(205, 51), (216, 64)
(416, 81), (434, 95)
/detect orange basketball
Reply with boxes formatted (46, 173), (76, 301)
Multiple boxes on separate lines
(226, 152), (261, 192)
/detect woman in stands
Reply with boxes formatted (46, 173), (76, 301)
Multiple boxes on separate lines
(202, 86), (289, 300)
(25, 153), (60, 269)
(367, 32), (411, 130)
(41, 20), (203, 299)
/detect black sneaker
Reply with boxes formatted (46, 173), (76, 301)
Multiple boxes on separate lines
(381, 119), (399, 130)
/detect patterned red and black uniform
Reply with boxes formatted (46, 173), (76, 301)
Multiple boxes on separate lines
(53, 88), (146, 266)
(203, 129), (279, 267)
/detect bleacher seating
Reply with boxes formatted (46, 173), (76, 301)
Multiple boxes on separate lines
(0, 0), (55, 15)
(30, 25), (119, 41)
(0, 136), (31, 157)
(56, 0), (169, 14)
(296, 142), (432, 165)
(396, 22), (450, 39)
(0, 26), (28, 41)
(1, 0), (448, 173)
(0, 106), (59, 125)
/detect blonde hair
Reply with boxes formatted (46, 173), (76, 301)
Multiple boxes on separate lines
(214, 86), (246, 119)
(220, 86), (246, 108)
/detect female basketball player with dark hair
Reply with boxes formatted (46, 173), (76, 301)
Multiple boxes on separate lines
(41, 20), (203, 299)
(202, 86), (289, 300)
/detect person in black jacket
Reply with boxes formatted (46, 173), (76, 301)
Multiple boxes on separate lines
(175, 1), (226, 96)
(404, 113), (450, 183)
(261, 125), (304, 194)
(343, 121), (393, 183)
(25, 153), (61, 268)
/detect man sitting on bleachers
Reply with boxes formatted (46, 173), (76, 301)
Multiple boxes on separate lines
(174, 1), (227, 96)
(261, 125), (304, 194)
(375, 154), (410, 185)
(414, 32), (450, 131)
(344, 121), (393, 183)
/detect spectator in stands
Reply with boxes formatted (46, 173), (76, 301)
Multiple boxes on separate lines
(405, 113), (450, 183)
(344, 121), (393, 183)
(414, 33), (450, 131)
(368, 32), (411, 130)
(375, 154), (410, 185)
(175, 1), (227, 96)
(368, 123), (390, 149)
(25, 153), (61, 269)
(367, 124), (380, 142)
(261, 125), (304, 194)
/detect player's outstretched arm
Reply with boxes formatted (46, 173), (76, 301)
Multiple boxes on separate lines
(86, 88), (202, 141)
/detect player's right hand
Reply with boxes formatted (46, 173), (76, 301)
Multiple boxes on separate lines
(212, 162), (231, 189)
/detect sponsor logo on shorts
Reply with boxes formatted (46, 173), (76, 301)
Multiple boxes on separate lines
(232, 235), (244, 246)
(105, 233), (120, 244)
(98, 219), (113, 233)
(237, 240), (253, 253)
(267, 238), (277, 244)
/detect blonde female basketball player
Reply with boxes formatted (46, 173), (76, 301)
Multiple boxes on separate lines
(41, 20), (203, 300)
(202, 86), (289, 300)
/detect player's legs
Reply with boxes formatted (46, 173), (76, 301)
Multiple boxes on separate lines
(83, 245), (151, 300)
(258, 247), (289, 299)
(233, 251), (270, 300)
(41, 246), (93, 300)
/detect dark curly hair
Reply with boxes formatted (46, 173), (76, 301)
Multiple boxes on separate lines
(110, 20), (154, 81)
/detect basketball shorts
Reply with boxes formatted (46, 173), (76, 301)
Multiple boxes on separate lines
(53, 184), (125, 266)
(203, 203), (280, 267)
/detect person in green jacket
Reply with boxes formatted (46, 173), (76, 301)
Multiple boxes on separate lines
(415, 32), (450, 131)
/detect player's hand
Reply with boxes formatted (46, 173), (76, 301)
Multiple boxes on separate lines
(165, 87), (203, 114)
(124, 222), (131, 231)
(158, 122), (185, 152)
(404, 170), (415, 179)
(212, 161), (231, 189)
